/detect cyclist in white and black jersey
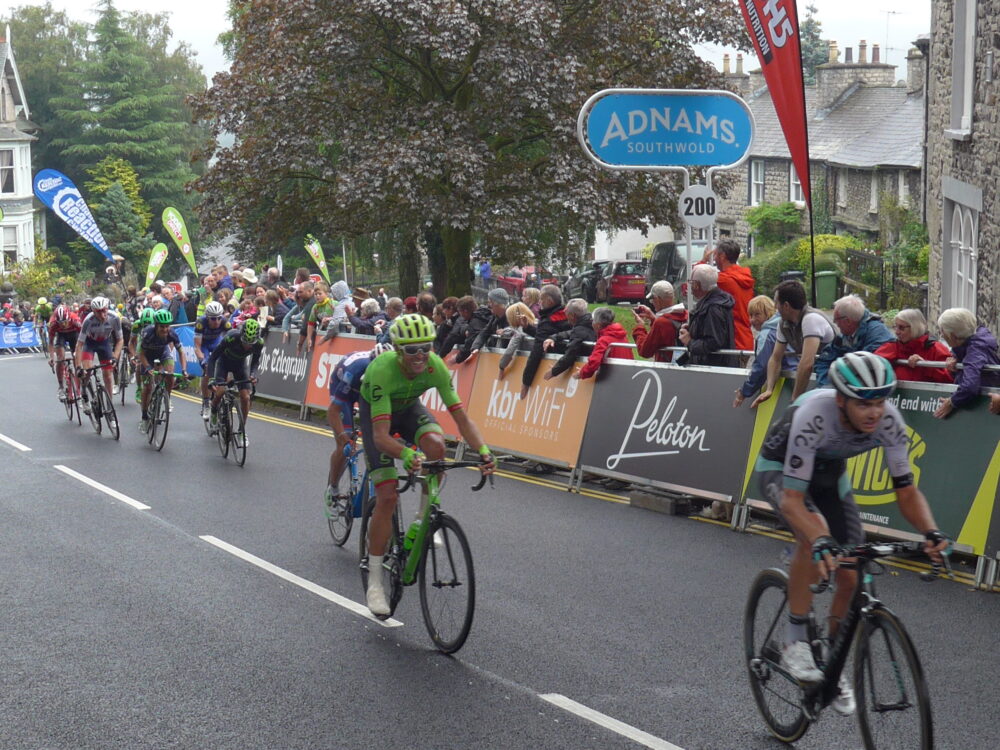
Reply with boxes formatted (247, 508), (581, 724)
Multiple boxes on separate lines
(753, 351), (949, 715)
(75, 297), (123, 413)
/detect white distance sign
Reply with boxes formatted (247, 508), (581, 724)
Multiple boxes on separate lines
(678, 184), (720, 229)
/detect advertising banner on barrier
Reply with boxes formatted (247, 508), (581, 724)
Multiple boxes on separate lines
(172, 324), (200, 376)
(254, 333), (312, 404)
(0, 323), (39, 348)
(577, 362), (757, 498)
(464, 351), (595, 467)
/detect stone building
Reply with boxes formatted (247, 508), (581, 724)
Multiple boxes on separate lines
(715, 42), (925, 256)
(0, 26), (37, 274)
(924, 0), (999, 334)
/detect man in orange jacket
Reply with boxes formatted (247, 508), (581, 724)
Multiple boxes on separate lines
(714, 239), (755, 354)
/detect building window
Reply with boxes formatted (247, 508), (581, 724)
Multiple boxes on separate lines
(944, 200), (978, 310)
(898, 171), (910, 207)
(869, 172), (879, 213)
(836, 168), (847, 208)
(3, 226), (17, 267)
(750, 160), (765, 206)
(948, 0), (977, 137)
(789, 163), (804, 204)
(0, 149), (14, 194)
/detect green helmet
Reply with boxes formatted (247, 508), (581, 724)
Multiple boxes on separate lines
(139, 307), (156, 325)
(390, 313), (435, 347)
(153, 309), (173, 325)
(241, 318), (260, 342)
(829, 351), (897, 400)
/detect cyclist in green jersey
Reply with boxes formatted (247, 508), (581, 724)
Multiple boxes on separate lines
(359, 313), (495, 616)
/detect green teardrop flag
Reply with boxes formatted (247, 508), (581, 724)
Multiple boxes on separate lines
(145, 243), (170, 288)
(162, 207), (198, 275)
(304, 234), (331, 283)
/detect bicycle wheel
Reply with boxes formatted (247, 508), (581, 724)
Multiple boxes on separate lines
(60, 365), (75, 421)
(418, 512), (476, 653)
(326, 465), (357, 546)
(216, 398), (230, 457)
(854, 608), (932, 750)
(358, 494), (403, 615)
(84, 379), (102, 435)
(117, 358), (129, 404)
(99, 386), (119, 441)
(229, 399), (247, 466)
(150, 388), (170, 451)
(744, 567), (810, 743)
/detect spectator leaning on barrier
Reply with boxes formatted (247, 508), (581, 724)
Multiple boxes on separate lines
(434, 296), (460, 356)
(349, 298), (387, 335)
(576, 306), (634, 380)
(631, 280), (687, 362)
(713, 239), (756, 354)
(677, 264), (738, 368)
(751, 279), (836, 406)
(440, 296), (473, 354)
(814, 295), (894, 385)
(874, 309), (953, 385)
(457, 287), (509, 364)
(326, 280), (354, 333)
(417, 292), (436, 318)
(498, 302), (537, 378)
(376, 296), (404, 344)
(734, 295), (800, 408)
(933, 308), (1000, 419)
(544, 297), (597, 379)
(520, 284), (570, 398)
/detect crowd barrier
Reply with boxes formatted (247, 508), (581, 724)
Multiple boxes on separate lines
(157, 325), (1000, 580)
(1, 322), (41, 351)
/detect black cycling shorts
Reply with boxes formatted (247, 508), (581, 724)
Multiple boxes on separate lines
(757, 460), (864, 546)
(358, 398), (443, 487)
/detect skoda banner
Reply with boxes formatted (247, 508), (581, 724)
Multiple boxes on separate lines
(33, 169), (114, 262)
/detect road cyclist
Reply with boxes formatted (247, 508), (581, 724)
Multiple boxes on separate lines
(129, 307), (156, 404)
(193, 300), (232, 420)
(206, 318), (264, 448)
(33, 297), (52, 353)
(48, 304), (82, 401)
(74, 297), (123, 417)
(358, 313), (495, 617)
(751, 351), (949, 717)
(137, 309), (189, 434)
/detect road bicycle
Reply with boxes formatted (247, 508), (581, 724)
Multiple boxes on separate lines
(113, 351), (134, 405)
(744, 540), (951, 749)
(145, 362), (191, 451)
(55, 355), (81, 425)
(213, 380), (253, 466)
(78, 361), (119, 440)
(359, 458), (495, 653)
(325, 434), (370, 546)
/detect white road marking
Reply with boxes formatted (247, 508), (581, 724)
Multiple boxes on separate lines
(199, 535), (403, 628)
(54, 465), (151, 510)
(0, 354), (33, 362)
(539, 694), (685, 750)
(0, 433), (31, 452)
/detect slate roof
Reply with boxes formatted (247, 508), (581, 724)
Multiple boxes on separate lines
(747, 84), (924, 169)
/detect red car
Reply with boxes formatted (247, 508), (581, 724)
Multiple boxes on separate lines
(496, 265), (560, 296)
(596, 260), (648, 304)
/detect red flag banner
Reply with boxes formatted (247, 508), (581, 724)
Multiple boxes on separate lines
(738, 0), (811, 208)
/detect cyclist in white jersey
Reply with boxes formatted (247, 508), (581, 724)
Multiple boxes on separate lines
(75, 297), (123, 412)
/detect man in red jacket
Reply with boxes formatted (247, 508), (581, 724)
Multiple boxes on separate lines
(714, 239), (755, 354)
(576, 307), (634, 379)
(631, 280), (688, 362)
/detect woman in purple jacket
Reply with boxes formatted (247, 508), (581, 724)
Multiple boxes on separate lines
(933, 307), (1000, 418)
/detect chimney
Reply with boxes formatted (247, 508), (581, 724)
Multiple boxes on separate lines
(858, 40), (867, 64)
(736, 54), (744, 75)
(872, 44), (881, 63)
(828, 40), (839, 63)
(906, 47), (926, 94)
(845, 47), (853, 64)
(723, 54), (731, 75)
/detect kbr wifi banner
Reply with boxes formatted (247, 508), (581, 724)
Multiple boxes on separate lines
(33, 169), (113, 262)
(304, 234), (331, 283)
(162, 207), (198, 275)
(145, 243), (170, 288)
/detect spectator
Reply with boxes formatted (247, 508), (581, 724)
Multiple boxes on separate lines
(751, 280), (836, 406)
(149, 295), (166, 311)
(264, 289), (285, 329)
(292, 267), (311, 289)
(434, 296), (460, 355)
(217, 288), (237, 316)
(520, 284), (571, 398)
(266, 267), (288, 290)
(544, 297), (597, 378)
(327, 280), (354, 332)
(522, 287), (542, 317)
(283, 281), (316, 354)
(497, 302), (537, 378)
(305, 281), (334, 351)
(576, 307), (634, 379)
(376, 287), (388, 310)
(403, 296), (418, 314)
(374, 296), (404, 344)
(677, 264), (738, 368)
(417, 291), (437, 318)
(733, 295), (799, 408)
(215, 265), (234, 291)
(480, 259), (492, 288)
(440, 296), (473, 355)
(349, 298), (387, 335)
(713, 239), (756, 354)
(631, 280), (687, 362)
(874, 309), (953, 384)
(814, 295), (894, 385)
(933, 308), (1000, 419)
(456, 288), (508, 364)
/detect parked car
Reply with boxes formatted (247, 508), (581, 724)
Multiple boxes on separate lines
(644, 239), (709, 295)
(596, 260), (648, 305)
(496, 265), (559, 296)
(563, 260), (610, 303)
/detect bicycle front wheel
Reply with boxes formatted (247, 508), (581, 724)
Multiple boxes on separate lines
(744, 567), (810, 744)
(216, 398), (230, 457)
(855, 608), (933, 750)
(84, 380), (102, 434)
(326, 468), (357, 547)
(150, 389), (170, 451)
(228, 398), (247, 466)
(98, 386), (119, 441)
(61, 366), (75, 422)
(418, 513), (475, 654)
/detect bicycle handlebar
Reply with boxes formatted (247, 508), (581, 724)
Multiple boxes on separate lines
(396, 456), (511, 493)
(809, 540), (954, 593)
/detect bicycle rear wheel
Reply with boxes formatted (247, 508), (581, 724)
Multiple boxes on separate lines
(418, 512), (475, 653)
(98, 386), (119, 441)
(229, 400), (247, 466)
(84, 379), (102, 434)
(60, 364), (75, 421)
(150, 388), (170, 451)
(854, 608), (932, 750)
(744, 567), (810, 743)
(358, 494), (403, 617)
(326, 467), (357, 546)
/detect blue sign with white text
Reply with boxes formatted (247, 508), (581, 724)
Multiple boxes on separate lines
(33, 168), (114, 262)
(581, 90), (754, 168)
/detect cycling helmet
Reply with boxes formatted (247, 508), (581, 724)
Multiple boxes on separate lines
(389, 313), (436, 347)
(153, 309), (173, 325)
(205, 301), (225, 317)
(369, 342), (393, 359)
(37, 297), (47, 305)
(829, 351), (897, 401)
(55, 305), (70, 322)
(241, 318), (260, 342)
(139, 307), (156, 326)
(91, 296), (110, 311)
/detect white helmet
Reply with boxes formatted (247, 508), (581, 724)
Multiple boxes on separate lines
(370, 342), (393, 358)
(90, 296), (110, 311)
(205, 301), (225, 317)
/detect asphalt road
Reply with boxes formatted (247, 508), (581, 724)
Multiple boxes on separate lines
(1, 352), (997, 750)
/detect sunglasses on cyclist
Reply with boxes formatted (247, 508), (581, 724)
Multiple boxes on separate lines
(206, 315), (223, 321)
(400, 342), (433, 356)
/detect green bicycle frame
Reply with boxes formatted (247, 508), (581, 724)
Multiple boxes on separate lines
(400, 472), (441, 586)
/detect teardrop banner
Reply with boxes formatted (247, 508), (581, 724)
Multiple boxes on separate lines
(162, 207), (198, 276)
(304, 234), (331, 283)
(145, 243), (170, 288)
(32, 168), (114, 262)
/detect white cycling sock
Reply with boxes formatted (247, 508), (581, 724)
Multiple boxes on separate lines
(368, 555), (384, 590)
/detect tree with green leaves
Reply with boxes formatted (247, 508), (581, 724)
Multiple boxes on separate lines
(800, 4), (828, 85)
(85, 157), (153, 233)
(195, 0), (747, 296)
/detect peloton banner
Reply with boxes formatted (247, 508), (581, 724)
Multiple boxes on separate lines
(577, 362), (757, 498)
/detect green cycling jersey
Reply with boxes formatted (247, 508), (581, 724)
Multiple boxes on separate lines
(360, 350), (461, 421)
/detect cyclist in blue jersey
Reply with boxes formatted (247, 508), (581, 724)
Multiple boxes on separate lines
(194, 301), (232, 420)
(325, 342), (393, 510)
(138, 309), (189, 433)
(207, 319), (264, 446)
